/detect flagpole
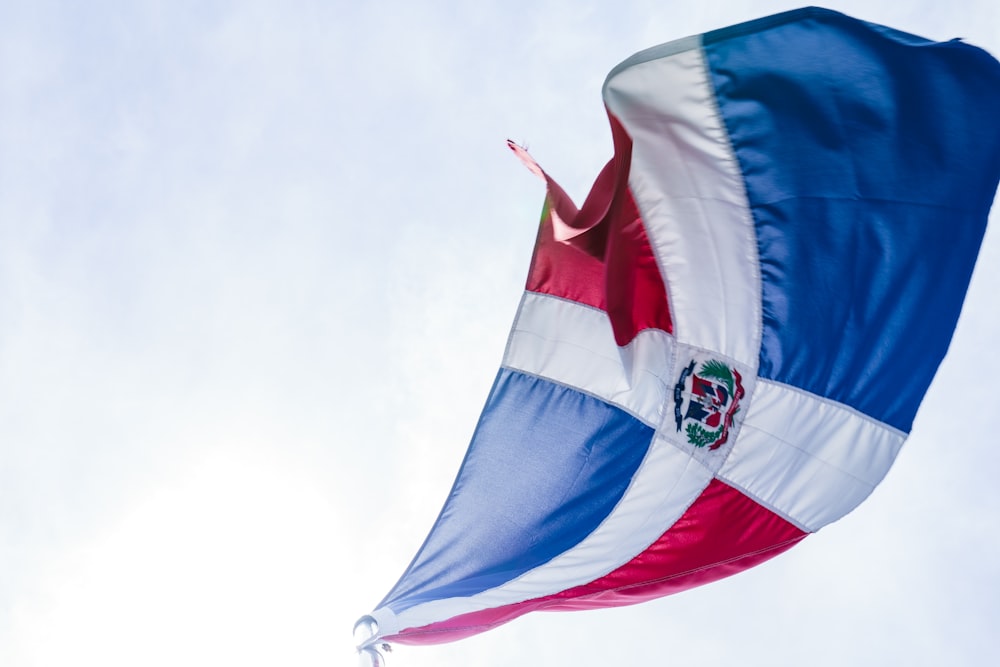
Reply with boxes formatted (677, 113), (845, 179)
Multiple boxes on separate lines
(354, 615), (390, 667)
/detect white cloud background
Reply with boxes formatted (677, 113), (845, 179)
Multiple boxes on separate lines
(1, 1), (997, 665)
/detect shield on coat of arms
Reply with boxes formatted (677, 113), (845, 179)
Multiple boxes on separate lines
(673, 359), (745, 450)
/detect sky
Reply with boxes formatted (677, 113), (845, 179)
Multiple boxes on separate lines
(1, 1), (998, 666)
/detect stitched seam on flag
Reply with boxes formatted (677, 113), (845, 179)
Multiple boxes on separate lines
(712, 471), (811, 533)
(744, 193), (992, 214)
(620, 193), (759, 205)
(655, 321), (681, 436)
(702, 7), (829, 44)
(664, 340), (749, 376)
(758, 378), (907, 438)
(500, 290), (530, 367)
(506, 330), (672, 393)
(507, 291), (675, 427)
(523, 287), (674, 338)
(623, 168), (683, 364)
(732, 423), (888, 488)
(523, 288), (605, 315)
(572, 533), (807, 595)
(520, 290), (675, 354)
(695, 37), (765, 373)
(521, 287), (673, 341)
(497, 365), (656, 428)
(508, 330), (632, 371)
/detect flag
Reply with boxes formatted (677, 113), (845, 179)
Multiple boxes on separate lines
(357, 6), (1000, 655)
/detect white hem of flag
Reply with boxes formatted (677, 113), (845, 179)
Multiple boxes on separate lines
(504, 291), (674, 427)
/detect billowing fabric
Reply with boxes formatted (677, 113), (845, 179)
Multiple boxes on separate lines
(363, 6), (1000, 646)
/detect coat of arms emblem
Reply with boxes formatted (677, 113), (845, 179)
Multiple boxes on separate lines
(673, 359), (745, 450)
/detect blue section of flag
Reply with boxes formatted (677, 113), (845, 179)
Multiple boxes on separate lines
(379, 368), (654, 613)
(365, 9), (1000, 647)
(705, 7), (1000, 431)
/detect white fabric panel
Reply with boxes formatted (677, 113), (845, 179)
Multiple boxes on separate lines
(603, 43), (761, 367)
(388, 433), (713, 634)
(503, 291), (674, 428)
(718, 379), (905, 532)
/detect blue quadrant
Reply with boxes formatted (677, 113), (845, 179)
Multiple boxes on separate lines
(380, 369), (655, 613)
(705, 7), (1000, 430)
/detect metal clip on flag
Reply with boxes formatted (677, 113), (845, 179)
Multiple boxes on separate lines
(354, 616), (388, 667)
(356, 5), (1000, 660)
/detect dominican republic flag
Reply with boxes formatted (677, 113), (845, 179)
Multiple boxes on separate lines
(358, 6), (1000, 650)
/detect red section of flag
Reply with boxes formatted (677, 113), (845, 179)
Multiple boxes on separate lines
(604, 187), (673, 343)
(390, 479), (806, 645)
(541, 478), (806, 610)
(517, 115), (672, 345)
(525, 201), (607, 311)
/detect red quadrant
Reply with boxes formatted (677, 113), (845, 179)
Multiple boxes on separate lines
(524, 116), (673, 346)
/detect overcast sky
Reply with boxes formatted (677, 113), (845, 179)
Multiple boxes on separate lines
(2, 1), (998, 666)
